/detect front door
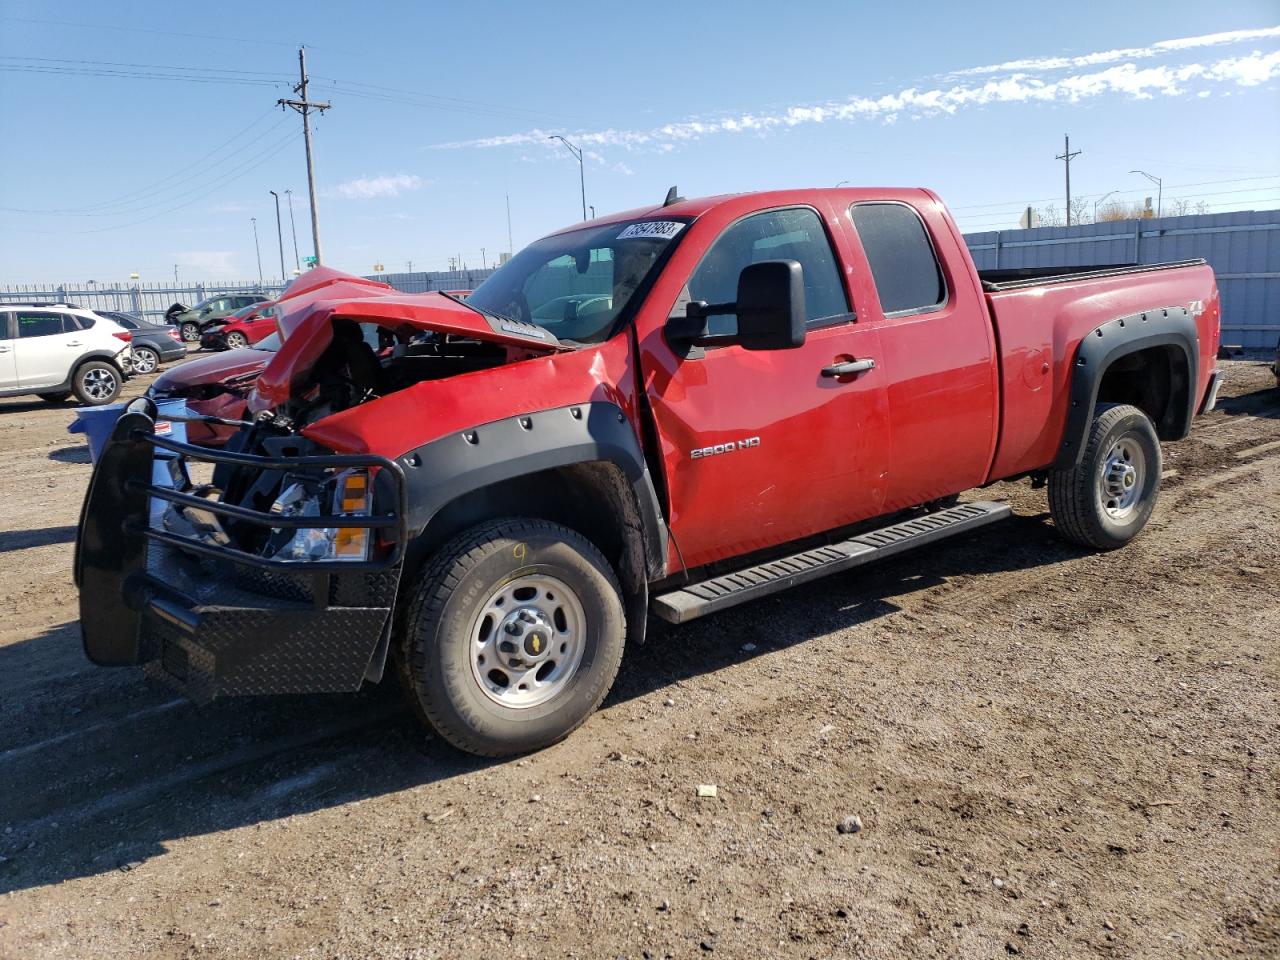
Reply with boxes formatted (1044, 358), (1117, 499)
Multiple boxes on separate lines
(13, 310), (78, 388)
(641, 205), (891, 570)
(0, 312), (17, 387)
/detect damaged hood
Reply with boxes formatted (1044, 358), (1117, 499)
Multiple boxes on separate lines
(248, 268), (564, 412)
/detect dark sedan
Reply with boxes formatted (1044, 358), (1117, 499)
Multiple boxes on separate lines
(93, 311), (188, 375)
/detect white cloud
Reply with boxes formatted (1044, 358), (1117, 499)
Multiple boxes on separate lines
(951, 25), (1280, 76)
(434, 40), (1280, 154)
(328, 174), (424, 200)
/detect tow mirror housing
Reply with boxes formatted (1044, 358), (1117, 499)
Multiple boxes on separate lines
(667, 259), (806, 352)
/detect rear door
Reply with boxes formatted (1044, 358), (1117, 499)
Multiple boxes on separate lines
(0, 312), (16, 386)
(13, 310), (79, 387)
(642, 203), (891, 569)
(842, 200), (999, 510)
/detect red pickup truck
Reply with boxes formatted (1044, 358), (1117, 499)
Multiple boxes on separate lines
(77, 187), (1221, 756)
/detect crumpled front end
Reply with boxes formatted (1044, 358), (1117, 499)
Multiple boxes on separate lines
(75, 398), (407, 703)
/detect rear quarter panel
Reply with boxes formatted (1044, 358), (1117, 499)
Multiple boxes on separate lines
(986, 263), (1219, 480)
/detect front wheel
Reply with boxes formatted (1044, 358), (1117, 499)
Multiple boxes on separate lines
(72, 361), (122, 406)
(224, 331), (248, 350)
(1048, 402), (1161, 550)
(399, 518), (625, 757)
(179, 321), (200, 343)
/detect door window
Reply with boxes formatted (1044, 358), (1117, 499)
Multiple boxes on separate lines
(673, 207), (849, 336)
(848, 203), (946, 317)
(15, 312), (63, 338)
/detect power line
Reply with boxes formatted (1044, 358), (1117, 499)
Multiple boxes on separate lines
(0, 14), (305, 48)
(0, 109), (286, 214)
(64, 130), (303, 234)
(0, 55), (293, 79)
(948, 174), (1280, 212)
(0, 63), (288, 87)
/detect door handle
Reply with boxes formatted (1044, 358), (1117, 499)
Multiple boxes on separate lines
(0, 345), (10, 352)
(66, 340), (83, 347)
(821, 358), (876, 378)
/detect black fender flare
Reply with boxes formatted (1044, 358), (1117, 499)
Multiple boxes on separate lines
(1057, 306), (1198, 468)
(398, 401), (668, 581)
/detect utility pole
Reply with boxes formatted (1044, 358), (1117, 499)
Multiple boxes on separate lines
(406, 260), (413, 273)
(1055, 134), (1082, 226)
(480, 247), (486, 270)
(278, 48), (330, 264)
(548, 135), (586, 220)
(505, 192), (513, 256)
(250, 217), (263, 286)
(1131, 169), (1162, 218)
(284, 189), (301, 271)
(269, 190), (286, 283)
(173, 264), (179, 284)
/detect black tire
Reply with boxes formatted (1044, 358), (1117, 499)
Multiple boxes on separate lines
(71, 361), (122, 406)
(179, 321), (200, 343)
(130, 346), (160, 375)
(1048, 402), (1161, 550)
(399, 517), (625, 757)
(37, 392), (71, 403)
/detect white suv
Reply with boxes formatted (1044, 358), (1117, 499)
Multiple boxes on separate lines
(0, 303), (133, 405)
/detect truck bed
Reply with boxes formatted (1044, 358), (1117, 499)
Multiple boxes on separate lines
(982, 258), (1220, 483)
(978, 259), (1207, 292)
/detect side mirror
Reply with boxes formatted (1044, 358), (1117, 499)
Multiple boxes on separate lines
(667, 259), (806, 352)
(733, 260), (806, 351)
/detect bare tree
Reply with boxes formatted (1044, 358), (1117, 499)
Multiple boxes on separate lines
(1036, 203), (1065, 227)
(1068, 196), (1092, 226)
(1096, 201), (1149, 222)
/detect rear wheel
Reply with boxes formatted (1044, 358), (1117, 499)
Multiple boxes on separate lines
(179, 321), (199, 343)
(1048, 402), (1161, 550)
(71, 361), (122, 406)
(130, 346), (160, 374)
(37, 392), (71, 403)
(399, 518), (625, 757)
(224, 331), (248, 350)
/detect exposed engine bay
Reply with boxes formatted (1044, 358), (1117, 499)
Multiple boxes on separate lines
(151, 314), (554, 567)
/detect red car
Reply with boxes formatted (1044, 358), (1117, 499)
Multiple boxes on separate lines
(199, 302), (278, 351)
(81, 187), (1221, 758)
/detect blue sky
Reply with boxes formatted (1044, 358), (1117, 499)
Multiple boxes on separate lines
(1, 0), (1277, 283)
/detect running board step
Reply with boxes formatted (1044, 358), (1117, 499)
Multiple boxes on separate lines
(651, 500), (1011, 624)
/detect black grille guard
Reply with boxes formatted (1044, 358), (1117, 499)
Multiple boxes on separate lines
(131, 431), (407, 572)
(75, 397), (408, 668)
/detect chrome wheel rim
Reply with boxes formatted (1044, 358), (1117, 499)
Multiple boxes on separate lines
(82, 367), (117, 401)
(132, 349), (157, 373)
(469, 573), (586, 709)
(226, 333), (247, 349)
(181, 324), (198, 342)
(1098, 435), (1145, 520)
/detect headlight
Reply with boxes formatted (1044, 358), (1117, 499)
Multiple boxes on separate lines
(268, 469), (371, 562)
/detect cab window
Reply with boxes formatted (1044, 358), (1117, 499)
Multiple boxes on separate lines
(672, 207), (849, 336)
(849, 203), (946, 317)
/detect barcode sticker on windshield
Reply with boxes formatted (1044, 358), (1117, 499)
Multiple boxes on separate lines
(617, 221), (684, 241)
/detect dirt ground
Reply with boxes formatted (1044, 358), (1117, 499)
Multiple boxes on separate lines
(0, 359), (1276, 960)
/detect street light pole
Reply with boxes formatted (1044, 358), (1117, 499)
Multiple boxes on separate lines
(1130, 169), (1162, 218)
(1094, 190), (1120, 221)
(548, 135), (586, 220)
(284, 189), (301, 271)
(250, 217), (263, 286)
(269, 190), (286, 284)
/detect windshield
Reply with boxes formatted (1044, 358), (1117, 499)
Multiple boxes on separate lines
(465, 218), (688, 343)
(253, 332), (281, 351)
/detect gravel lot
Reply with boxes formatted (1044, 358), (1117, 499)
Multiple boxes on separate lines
(0, 359), (1276, 960)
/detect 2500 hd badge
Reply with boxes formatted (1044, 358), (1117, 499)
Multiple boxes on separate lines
(691, 436), (760, 459)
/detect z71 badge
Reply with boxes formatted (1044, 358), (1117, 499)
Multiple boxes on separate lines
(690, 437), (760, 459)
